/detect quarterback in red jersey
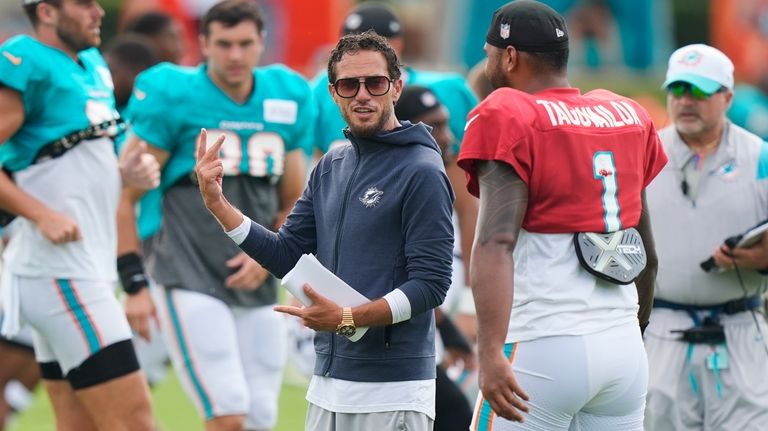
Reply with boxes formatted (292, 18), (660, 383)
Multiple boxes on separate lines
(457, 2), (667, 430)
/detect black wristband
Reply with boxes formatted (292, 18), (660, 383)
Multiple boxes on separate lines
(437, 316), (472, 354)
(117, 252), (149, 295)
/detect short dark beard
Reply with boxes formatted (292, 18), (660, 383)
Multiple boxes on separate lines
(57, 15), (96, 52)
(342, 106), (392, 138)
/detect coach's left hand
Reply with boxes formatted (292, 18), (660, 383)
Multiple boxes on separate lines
(274, 284), (342, 332)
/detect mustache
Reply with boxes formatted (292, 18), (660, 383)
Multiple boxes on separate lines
(677, 110), (700, 117)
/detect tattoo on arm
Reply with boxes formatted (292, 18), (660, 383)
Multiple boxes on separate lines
(476, 161), (529, 248)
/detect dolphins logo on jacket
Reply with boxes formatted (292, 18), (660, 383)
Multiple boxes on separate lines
(359, 187), (384, 208)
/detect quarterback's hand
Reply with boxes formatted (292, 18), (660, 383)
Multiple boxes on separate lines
(195, 129), (225, 208)
(225, 252), (270, 290)
(124, 288), (158, 341)
(478, 351), (530, 422)
(274, 284), (342, 332)
(120, 140), (160, 190)
(34, 209), (81, 244)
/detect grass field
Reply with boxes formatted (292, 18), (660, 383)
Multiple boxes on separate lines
(8, 370), (310, 431)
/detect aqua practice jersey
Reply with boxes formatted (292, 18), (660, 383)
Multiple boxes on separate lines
(118, 107), (163, 242)
(127, 63), (315, 307)
(312, 66), (478, 154)
(130, 63), (314, 188)
(124, 64), (314, 241)
(0, 35), (118, 171)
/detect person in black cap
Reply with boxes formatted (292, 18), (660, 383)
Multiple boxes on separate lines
(396, 86), (476, 431)
(457, 1), (666, 429)
(341, 2), (403, 53)
(124, 11), (184, 64)
(396, 86), (454, 163)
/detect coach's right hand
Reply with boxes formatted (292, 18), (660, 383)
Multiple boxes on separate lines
(195, 128), (246, 232)
(195, 128), (225, 208)
(479, 351), (530, 422)
(34, 209), (81, 244)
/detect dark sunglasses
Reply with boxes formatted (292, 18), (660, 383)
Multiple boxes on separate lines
(333, 76), (393, 98)
(667, 82), (724, 101)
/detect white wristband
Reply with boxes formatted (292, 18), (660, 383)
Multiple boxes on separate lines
(225, 215), (251, 245)
(383, 289), (412, 324)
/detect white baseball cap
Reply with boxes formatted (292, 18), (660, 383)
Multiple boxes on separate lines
(663, 44), (734, 94)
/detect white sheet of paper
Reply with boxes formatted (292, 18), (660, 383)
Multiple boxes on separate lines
(737, 219), (768, 248)
(281, 254), (370, 342)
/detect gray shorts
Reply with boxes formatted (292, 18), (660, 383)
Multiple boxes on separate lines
(644, 307), (768, 431)
(306, 403), (434, 431)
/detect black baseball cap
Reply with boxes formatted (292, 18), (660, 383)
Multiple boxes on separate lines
(486, 0), (568, 52)
(395, 86), (442, 122)
(342, 3), (402, 39)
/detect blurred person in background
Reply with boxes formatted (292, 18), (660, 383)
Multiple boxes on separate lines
(104, 33), (173, 389)
(0, 231), (39, 431)
(644, 43), (768, 431)
(728, 73), (768, 141)
(396, 85), (475, 431)
(124, 11), (184, 65)
(104, 34), (159, 114)
(0, 0), (160, 430)
(467, 59), (494, 102)
(459, 1), (665, 428)
(118, 1), (315, 430)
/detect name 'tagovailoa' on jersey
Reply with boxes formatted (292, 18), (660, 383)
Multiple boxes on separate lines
(127, 63), (316, 191)
(459, 87), (667, 234)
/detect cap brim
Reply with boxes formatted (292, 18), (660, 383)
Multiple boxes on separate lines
(662, 73), (722, 94)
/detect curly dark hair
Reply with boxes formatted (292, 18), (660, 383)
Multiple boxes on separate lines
(327, 30), (402, 83)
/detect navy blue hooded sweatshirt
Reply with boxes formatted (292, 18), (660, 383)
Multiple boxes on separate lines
(237, 121), (454, 382)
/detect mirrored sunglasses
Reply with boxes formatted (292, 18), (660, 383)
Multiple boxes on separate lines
(667, 82), (724, 101)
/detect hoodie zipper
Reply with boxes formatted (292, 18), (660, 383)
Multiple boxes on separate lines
(324, 140), (362, 376)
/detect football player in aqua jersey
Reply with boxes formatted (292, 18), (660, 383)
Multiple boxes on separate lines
(118, 1), (316, 430)
(0, 1), (159, 430)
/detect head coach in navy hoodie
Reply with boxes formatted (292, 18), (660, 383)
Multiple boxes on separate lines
(195, 30), (454, 431)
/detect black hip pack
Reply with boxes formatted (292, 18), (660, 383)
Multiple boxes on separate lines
(0, 119), (124, 227)
(573, 227), (647, 285)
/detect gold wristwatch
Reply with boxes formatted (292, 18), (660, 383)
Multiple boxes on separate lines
(335, 306), (356, 337)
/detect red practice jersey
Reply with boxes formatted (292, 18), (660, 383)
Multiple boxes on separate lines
(458, 87), (668, 234)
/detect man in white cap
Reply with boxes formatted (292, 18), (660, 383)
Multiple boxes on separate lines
(644, 43), (768, 430)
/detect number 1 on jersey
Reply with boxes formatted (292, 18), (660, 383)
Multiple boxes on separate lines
(593, 151), (621, 232)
